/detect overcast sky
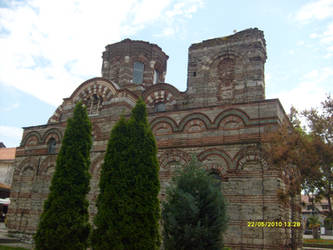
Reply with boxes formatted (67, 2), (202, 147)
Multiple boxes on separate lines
(1, 0), (332, 147)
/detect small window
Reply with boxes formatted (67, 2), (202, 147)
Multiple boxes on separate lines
(133, 62), (144, 84)
(86, 94), (103, 115)
(153, 69), (159, 84)
(154, 102), (165, 112)
(209, 171), (222, 187)
(322, 205), (329, 210)
(47, 138), (56, 154)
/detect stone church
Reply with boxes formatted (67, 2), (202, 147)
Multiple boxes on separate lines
(7, 28), (302, 249)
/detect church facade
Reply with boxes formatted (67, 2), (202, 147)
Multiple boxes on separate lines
(7, 28), (302, 249)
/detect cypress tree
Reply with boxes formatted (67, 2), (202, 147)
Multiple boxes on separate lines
(92, 98), (160, 250)
(34, 102), (92, 250)
(162, 156), (228, 250)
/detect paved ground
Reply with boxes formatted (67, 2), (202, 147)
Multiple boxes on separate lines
(1, 223), (333, 250)
(304, 234), (333, 240)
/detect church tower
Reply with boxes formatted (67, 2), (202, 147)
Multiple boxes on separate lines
(186, 28), (267, 106)
(101, 39), (169, 93)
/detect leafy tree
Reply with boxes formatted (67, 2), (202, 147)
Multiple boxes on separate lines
(92, 98), (160, 250)
(264, 95), (333, 218)
(307, 215), (321, 239)
(34, 102), (92, 250)
(302, 95), (333, 218)
(264, 108), (316, 197)
(162, 156), (228, 250)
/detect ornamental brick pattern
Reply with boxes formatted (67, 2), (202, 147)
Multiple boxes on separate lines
(8, 28), (302, 249)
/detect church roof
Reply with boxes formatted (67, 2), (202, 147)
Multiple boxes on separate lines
(0, 148), (16, 160)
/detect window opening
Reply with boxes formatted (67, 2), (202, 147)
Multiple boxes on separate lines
(47, 138), (56, 154)
(133, 62), (144, 84)
(86, 94), (103, 115)
(154, 102), (166, 112)
(153, 69), (159, 84)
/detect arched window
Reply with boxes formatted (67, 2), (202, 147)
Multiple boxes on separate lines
(86, 94), (103, 115)
(153, 69), (159, 84)
(218, 57), (235, 87)
(133, 61), (144, 84)
(47, 138), (56, 154)
(209, 170), (223, 187)
(154, 102), (165, 112)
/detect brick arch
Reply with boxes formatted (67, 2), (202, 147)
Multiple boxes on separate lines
(152, 121), (173, 136)
(71, 77), (118, 101)
(209, 49), (243, 67)
(20, 131), (42, 147)
(143, 83), (183, 106)
(14, 157), (39, 179)
(209, 51), (246, 102)
(213, 108), (250, 128)
(183, 119), (206, 133)
(233, 146), (269, 170)
(130, 55), (150, 66)
(145, 89), (175, 106)
(219, 115), (245, 130)
(178, 113), (211, 132)
(150, 117), (178, 133)
(21, 166), (34, 176)
(42, 128), (62, 143)
(159, 149), (191, 170)
(197, 148), (233, 170)
(39, 155), (57, 176)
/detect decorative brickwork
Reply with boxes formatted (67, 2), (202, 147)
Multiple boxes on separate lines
(8, 28), (302, 249)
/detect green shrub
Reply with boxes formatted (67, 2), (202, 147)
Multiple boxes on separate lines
(92, 99), (160, 250)
(34, 102), (92, 250)
(162, 156), (228, 250)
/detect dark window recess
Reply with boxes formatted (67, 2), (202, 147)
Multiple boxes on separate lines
(86, 94), (103, 115)
(155, 102), (166, 112)
(209, 171), (222, 187)
(133, 62), (144, 84)
(193, 72), (196, 77)
(47, 138), (56, 154)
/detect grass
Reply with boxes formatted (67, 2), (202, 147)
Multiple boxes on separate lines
(304, 238), (333, 245)
(0, 246), (28, 250)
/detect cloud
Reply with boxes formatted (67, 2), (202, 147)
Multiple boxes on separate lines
(0, 0), (204, 107)
(295, 1), (333, 60)
(0, 126), (23, 147)
(277, 67), (333, 112)
(127, 0), (204, 38)
(295, 0), (333, 22)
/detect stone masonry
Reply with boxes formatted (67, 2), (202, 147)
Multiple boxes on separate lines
(7, 28), (302, 249)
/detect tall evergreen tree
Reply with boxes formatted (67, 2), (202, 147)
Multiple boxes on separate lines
(92, 98), (160, 250)
(162, 156), (228, 250)
(34, 102), (92, 250)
